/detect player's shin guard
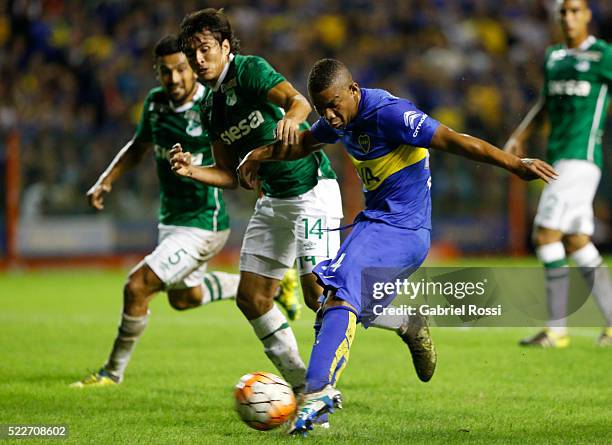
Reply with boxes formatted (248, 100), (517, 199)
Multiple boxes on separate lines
(250, 305), (306, 389)
(537, 242), (569, 335)
(104, 311), (149, 379)
(201, 272), (240, 305)
(571, 243), (612, 327)
(305, 307), (357, 393)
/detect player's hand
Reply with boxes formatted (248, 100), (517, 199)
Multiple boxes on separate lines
(514, 158), (558, 183)
(86, 181), (112, 210)
(503, 138), (527, 157)
(236, 155), (261, 190)
(169, 143), (193, 177)
(275, 117), (300, 148)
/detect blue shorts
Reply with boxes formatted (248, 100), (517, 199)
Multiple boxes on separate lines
(313, 219), (430, 327)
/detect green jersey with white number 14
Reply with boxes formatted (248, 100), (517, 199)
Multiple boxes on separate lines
(542, 36), (611, 168)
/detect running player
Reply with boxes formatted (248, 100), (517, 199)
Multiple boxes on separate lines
(505, 0), (612, 348)
(70, 35), (298, 388)
(236, 58), (557, 434)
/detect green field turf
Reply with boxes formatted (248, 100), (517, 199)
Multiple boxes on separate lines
(1, 260), (611, 444)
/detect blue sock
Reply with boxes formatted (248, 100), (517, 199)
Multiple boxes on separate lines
(305, 306), (357, 393)
(313, 307), (323, 339)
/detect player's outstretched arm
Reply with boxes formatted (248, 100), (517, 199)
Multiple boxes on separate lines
(236, 130), (325, 189)
(503, 96), (546, 157)
(268, 81), (312, 148)
(169, 141), (239, 189)
(430, 125), (557, 183)
(86, 138), (151, 210)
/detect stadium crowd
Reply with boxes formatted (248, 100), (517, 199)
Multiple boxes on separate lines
(1, 0), (611, 250)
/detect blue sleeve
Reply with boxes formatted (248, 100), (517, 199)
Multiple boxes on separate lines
(310, 118), (340, 144)
(377, 100), (440, 148)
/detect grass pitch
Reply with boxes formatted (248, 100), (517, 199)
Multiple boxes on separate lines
(1, 260), (611, 444)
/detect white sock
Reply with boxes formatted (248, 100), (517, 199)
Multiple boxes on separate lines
(249, 305), (306, 388)
(537, 242), (569, 334)
(104, 311), (150, 379)
(571, 243), (612, 327)
(201, 271), (240, 305)
(536, 242), (566, 265)
(369, 306), (406, 331)
(548, 326), (568, 336)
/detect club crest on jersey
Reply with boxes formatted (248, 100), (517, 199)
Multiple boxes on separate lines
(358, 134), (371, 153)
(225, 88), (237, 106)
(186, 120), (202, 137)
(575, 60), (590, 72)
(185, 110), (202, 137)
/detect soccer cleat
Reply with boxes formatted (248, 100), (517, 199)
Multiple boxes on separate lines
(292, 386), (330, 428)
(398, 313), (437, 382)
(275, 268), (302, 321)
(69, 368), (121, 388)
(288, 385), (342, 436)
(596, 328), (612, 347)
(519, 329), (570, 348)
(313, 413), (330, 429)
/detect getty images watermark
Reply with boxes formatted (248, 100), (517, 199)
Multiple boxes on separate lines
(360, 267), (611, 327)
(372, 276), (502, 317)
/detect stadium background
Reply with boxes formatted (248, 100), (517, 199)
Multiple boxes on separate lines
(1, 0), (611, 267)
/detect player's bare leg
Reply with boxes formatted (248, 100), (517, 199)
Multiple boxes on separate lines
(237, 271), (306, 390)
(299, 272), (323, 313)
(520, 227), (570, 348)
(168, 271), (239, 310)
(564, 234), (612, 346)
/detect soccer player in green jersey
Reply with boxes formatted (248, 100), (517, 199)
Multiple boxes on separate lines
(170, 9), (342, 391)
(71, 36), (267, 387)
(505, 0), (612, 347)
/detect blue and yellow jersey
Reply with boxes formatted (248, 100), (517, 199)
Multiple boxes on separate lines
(311, 88), (440, 229)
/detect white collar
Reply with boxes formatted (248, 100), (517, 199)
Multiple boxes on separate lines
(566, 35), (596, 52)
(170, 82), (206, 113)
(213, 53), (235, 92)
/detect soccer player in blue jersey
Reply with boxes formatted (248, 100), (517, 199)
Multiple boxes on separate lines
(238, 58), (557, 434)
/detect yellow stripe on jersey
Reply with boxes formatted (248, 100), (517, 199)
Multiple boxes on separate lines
(349, 145), (429, 191)
(327, 311), (357, 385)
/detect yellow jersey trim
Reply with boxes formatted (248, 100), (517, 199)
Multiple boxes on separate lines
(348, 145), (428, 191)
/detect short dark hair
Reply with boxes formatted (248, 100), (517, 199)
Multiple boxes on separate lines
(154, 35), (181, 58)
(307, 58), (350, 95)
(178, 8), (240, 55)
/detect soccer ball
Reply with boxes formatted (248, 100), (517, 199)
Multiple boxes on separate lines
(234, 371), (296, 430)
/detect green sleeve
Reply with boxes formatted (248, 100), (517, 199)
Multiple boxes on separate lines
(238, 56), (286, 100)
(133, 94), (153, 143)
